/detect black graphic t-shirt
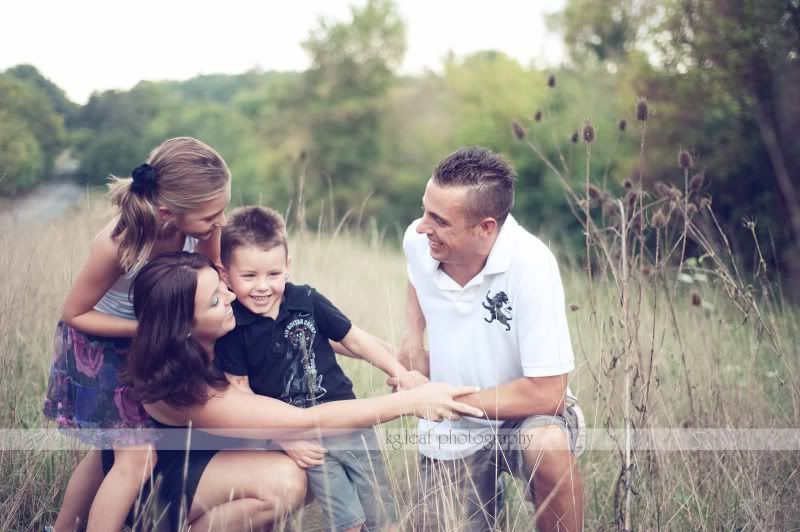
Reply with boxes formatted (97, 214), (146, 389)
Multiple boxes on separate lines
(215, 283), (356, 407)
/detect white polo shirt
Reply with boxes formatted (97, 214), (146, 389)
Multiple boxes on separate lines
(404, 215), (575, 459)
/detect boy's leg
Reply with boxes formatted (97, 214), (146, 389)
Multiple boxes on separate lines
(53, 450), (104, 532)
(335, 430), (398, 531)
(306, 452), (366, 532)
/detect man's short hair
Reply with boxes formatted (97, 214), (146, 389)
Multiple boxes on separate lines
(221, 206), (288, 267)
(433, 147), (516, 226)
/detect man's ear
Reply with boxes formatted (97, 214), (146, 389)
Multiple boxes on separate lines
(477, 218), (498, 238)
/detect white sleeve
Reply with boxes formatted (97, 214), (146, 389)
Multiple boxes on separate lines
(402, 220), (420, 288)
(515, 252), (575, 377)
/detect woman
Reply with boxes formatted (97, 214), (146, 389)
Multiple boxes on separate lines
(108, 251), (483, 531)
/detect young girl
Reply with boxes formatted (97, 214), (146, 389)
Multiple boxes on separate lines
(43, 137), (231, 532)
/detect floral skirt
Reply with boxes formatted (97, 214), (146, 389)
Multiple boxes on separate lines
(43, 321), (157, 446)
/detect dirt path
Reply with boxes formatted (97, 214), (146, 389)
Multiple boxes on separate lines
(0, 181), (85, 228)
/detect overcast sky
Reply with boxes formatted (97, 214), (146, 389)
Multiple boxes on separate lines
(3, 0), (566, 104)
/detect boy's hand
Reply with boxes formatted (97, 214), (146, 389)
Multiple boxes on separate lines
(387, 370), (430, 391)
(276, 439), (327, 469)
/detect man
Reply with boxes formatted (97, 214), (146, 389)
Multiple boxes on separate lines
(391, 147), (585, 531)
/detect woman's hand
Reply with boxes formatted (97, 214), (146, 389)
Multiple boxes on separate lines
(276, 439), (327, 469)
(406, 382), (484, 421)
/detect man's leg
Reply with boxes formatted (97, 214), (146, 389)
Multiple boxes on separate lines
(519, 424), (584, 532)
(414, 452), (499, 532)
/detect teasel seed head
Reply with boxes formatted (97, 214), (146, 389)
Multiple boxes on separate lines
(571, 131), (579, 144)
(700, 195), (712, 209)
(534, 110), (542, 122)
(619, 119), (627, 132)
(654, 181), (671, 199)
(651, 209), (667, 227)
(691, 291), (702, 307)
(636, 96), (649, 121)
(679, 149), (694, 170)
(630, 212), (645, 231)
(626, 190), (639, 209)
(512, 120), (526, 140)
(569, 304), (579, 311)
(547, 74), (556, 88)
(587, 184), (602, 200)
(686, 203), (698, 218)
(582, 121), (596, 144)
(623, 179), (633, 190)
(689, 171), (705, 193)
(669, 186), (683, 201)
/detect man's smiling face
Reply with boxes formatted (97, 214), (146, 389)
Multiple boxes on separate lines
(415, 179), (483, 265)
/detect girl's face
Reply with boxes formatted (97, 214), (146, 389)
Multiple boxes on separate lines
(192, 267), (236, 344)
(171, 184), (231, 241)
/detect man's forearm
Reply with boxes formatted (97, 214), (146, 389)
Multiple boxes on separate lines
(458, 375), (567, 420)
(398, 345), (430, 377)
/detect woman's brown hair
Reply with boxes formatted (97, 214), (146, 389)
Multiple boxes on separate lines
(126, 251), (228, 408)
(108, 137), (231, 271)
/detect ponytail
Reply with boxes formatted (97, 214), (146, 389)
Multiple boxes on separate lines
(109, 176), (160, 272)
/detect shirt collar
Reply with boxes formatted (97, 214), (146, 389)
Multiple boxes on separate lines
(230, 282), (313, 326)
(481, 214), (518, 276)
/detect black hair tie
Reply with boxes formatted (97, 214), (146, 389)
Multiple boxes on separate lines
(130, 163), (158, 195)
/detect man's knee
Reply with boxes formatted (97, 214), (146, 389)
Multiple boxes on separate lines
(519, 425), (574, 481)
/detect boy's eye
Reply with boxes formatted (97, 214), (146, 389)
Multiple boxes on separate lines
(210, 295), (220, 307)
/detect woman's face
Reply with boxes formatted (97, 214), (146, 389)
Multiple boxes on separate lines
(193, 267), (236, 344)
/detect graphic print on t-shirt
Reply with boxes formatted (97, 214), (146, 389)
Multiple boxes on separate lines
(281, 315), (328, 406)
(482, 291), (513, 331)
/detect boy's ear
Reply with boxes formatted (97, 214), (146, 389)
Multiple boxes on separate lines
(219, 266), (231, 287)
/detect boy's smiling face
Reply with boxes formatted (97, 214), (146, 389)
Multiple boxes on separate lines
(224, 244), (290, 319)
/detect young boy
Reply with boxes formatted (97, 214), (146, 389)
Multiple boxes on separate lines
(216, 206), (414, 532)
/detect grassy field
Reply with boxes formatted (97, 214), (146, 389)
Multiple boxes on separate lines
(1, 195), (799, 531)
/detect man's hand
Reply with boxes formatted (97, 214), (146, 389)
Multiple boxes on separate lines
(275, 439), (327, 469)
(387, 369), (430, 391)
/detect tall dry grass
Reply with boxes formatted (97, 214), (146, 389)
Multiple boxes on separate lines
(1, 176), (799, 530)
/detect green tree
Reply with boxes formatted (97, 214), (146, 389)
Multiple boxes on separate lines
(299, 0), (407, 223)
(0, 73), (65, 193)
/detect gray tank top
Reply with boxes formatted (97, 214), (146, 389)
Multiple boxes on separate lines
(93, 236), (199, 320)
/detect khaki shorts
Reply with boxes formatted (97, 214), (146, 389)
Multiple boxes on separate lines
(413, 399), (586, 532)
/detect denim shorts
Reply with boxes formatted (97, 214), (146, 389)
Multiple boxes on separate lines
(307, 428), (398, 531)
(414, 399), (586, 532)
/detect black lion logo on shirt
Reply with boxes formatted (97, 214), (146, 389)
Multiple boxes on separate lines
(483, 291), (512, 331)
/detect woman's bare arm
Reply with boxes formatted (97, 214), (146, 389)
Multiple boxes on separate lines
(146, 382), (483, 440)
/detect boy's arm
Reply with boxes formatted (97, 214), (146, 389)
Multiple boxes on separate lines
(341, 325), (428, 389)
(339, 325), (407, 380)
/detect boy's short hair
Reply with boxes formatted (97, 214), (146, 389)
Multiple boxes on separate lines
(221, 206), (288, 266)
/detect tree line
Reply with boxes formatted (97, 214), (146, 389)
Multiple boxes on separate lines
(1, 0), (797, 293)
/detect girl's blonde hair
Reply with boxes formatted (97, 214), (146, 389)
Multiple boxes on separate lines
(108, 137), (231, 271)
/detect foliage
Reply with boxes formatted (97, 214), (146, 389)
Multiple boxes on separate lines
(0, 68), (67, 194)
